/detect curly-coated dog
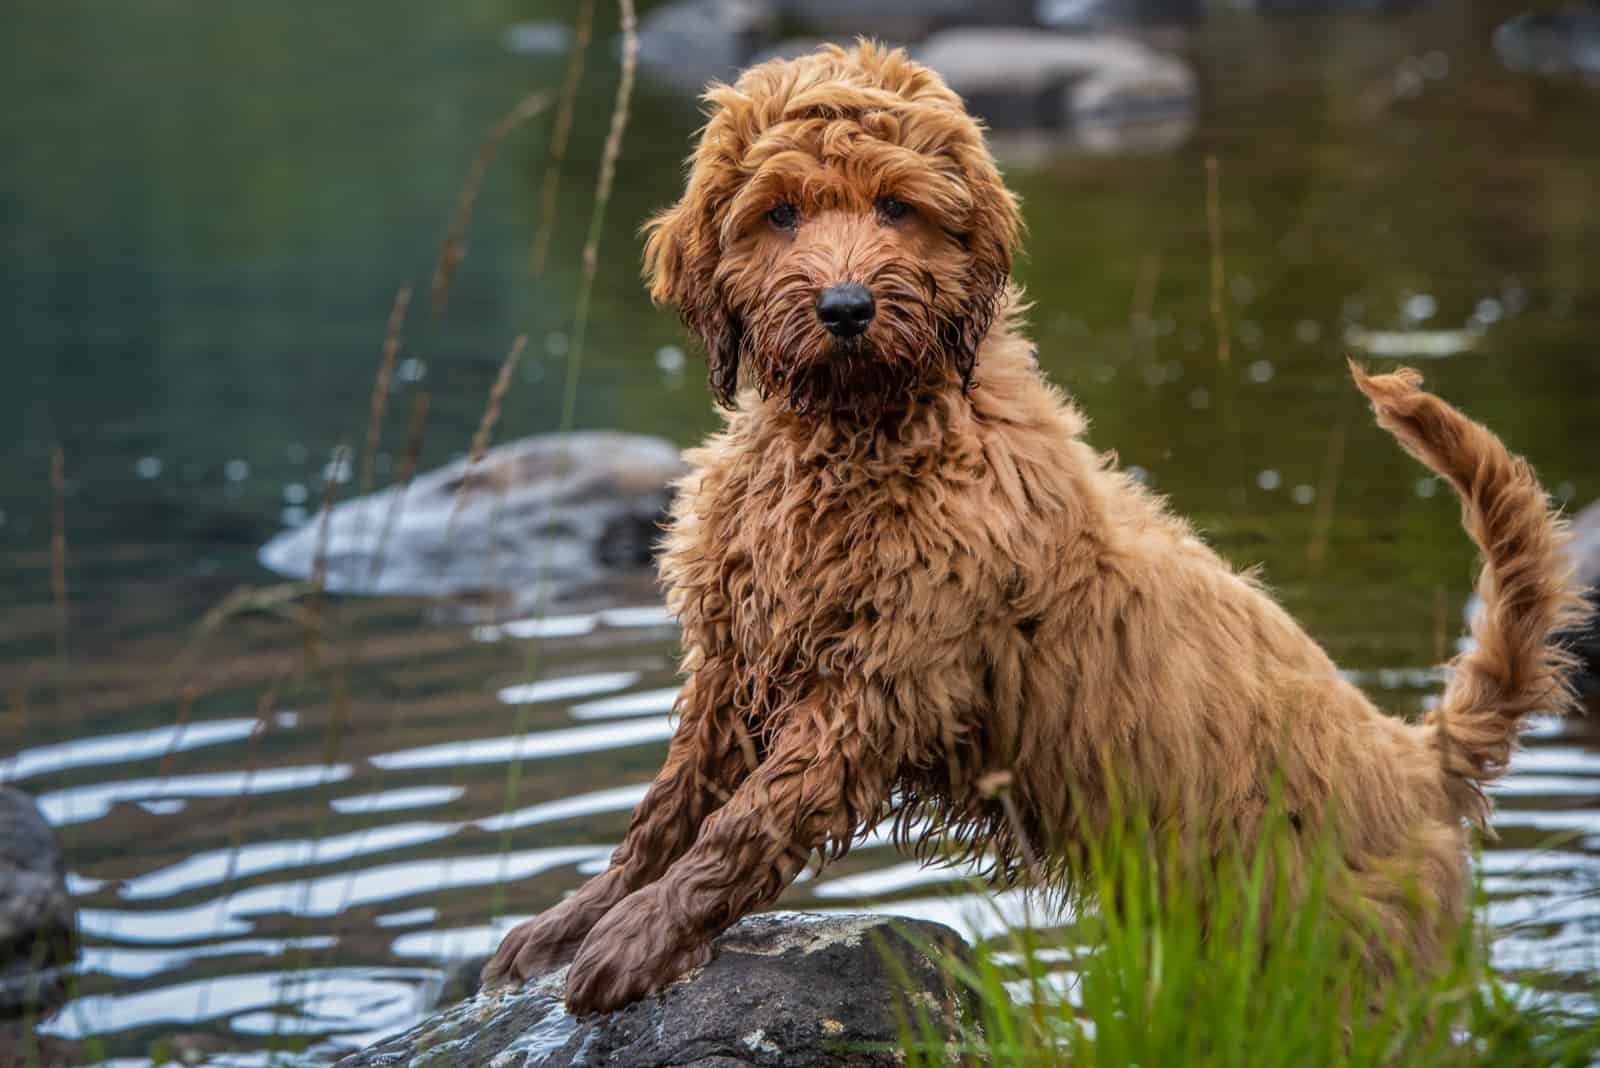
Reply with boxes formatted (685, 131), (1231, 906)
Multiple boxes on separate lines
(484, 41), (1584, 1014)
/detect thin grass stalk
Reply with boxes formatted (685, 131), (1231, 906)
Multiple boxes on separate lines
(359, 284), (412, 496)
(49, 447), (68, 668)
(448, 334), (527, 533)
(1306, 417), (1348, 574)
(531, 0), (598, 277)
(491, 0), (639, 922)
(431, 92), (551, 319)
(197, 679), (279, 1024)
(1205, 156), (1231, 367)
(1203, 158), (1247, 506)
(366, 390), (432, 585)
(304, 443), (351, 670)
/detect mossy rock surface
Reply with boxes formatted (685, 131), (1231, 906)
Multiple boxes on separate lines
(338, 911), (980, 1067)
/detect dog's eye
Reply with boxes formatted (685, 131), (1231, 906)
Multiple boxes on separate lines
(877, 196), (913, 222)
(766, 203), (799, 231)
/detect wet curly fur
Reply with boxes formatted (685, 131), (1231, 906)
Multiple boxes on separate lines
(484, 41), (1587, 1014)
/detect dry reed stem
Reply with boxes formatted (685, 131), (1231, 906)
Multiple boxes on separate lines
(1129, 251), (1162, 338)
(360, 284), (412, 495)
(559, 0), (637, 429)
(195, 678), (280, 1024)
(1306, 419), (1348, 573)
(305, 443), (351, 669)
(1206, 156), (1231, 366)
(491, 1), (640, 920)
(531, 0), (598, 277)
(49, 447), (68, 667)
(366, 390), (432, 585)
(157, 685), (198, 779)
(449, 335), (527, 529)
(431, 92), (551, 319)
(1433, 585), (1449, 664)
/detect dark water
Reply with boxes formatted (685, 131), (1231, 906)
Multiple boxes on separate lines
(3, 0), (1599, 1062)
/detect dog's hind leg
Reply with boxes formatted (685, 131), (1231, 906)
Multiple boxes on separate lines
(482, 669), (756, 986)
(562, 709), (895, 1013)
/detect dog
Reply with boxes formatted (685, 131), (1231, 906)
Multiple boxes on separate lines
(483, 41), (1585, 1015)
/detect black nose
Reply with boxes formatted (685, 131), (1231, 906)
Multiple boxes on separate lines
(815, 283), (875, 338)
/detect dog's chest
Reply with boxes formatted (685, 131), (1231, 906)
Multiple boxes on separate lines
(708, 450), (1020, 667)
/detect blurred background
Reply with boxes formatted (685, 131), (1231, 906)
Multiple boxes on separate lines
(2, 0), (1598, 1063)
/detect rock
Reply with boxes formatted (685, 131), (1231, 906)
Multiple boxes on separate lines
(257, 431), (687, 617)
(777, 0), (1036, 39)
(1495, 6), (1600, 81)
(338, 911), (983, 1067)
(636, 0), (781, 93)
(914, 29), (1196, 147)
(1563, 500), (1600, 701)
(1037, 0), (1202, 29)
(0, 789), (76, 1021)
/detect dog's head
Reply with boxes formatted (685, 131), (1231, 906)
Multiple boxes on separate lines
(643, 41), (1021, 418)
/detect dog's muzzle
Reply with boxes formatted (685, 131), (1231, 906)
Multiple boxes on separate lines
(816, 283), (875, 338)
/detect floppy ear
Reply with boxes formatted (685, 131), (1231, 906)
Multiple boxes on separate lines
(642, 197), (744, 408)
(942, 146), (1022, 389)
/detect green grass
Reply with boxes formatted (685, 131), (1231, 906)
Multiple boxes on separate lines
(897, 799), (1600, 1068)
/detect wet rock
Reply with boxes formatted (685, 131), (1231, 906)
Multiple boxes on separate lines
(338, 911), (982, 1067)
(0, 788), (76, 1020)
(777, 0), (1035, 39)
(1037, 0), (1202, 28)
(1495, 6), (1600, 80)
(1564, 500), (1600, 701)
(257, 431), (686, 618)
(636, 0), (781, 92)
(915, 29), (1195, 147)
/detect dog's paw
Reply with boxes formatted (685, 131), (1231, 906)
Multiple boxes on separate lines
(481, 911), (586, 988)
(564, 887), (712, 1014)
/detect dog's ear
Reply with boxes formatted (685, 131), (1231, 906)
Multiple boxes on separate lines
(643, 199), (744, 408)
(945, 146), (1022, 389)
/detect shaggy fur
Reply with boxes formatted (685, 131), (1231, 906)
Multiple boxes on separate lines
(484, 42), (1587, 1014)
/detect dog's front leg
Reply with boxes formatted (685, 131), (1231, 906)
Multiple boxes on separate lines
(483, 673), (756, 986)
(563, 713), (891, 1013)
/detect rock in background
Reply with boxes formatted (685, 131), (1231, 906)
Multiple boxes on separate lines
(632, 0), (1199, 156)
(0, 788), (77, 1030)
(257, 431), (686, 618)
(1562, 498), (1600, 703)
(336, 912), (982, 1068)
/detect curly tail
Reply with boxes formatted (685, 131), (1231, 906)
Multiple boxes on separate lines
(1350, 362), (1588, 828)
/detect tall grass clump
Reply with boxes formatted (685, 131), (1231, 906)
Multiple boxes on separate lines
(899, 790), (1600, 1067)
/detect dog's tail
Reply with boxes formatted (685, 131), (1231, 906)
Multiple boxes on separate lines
(1350, 362), (1588, 827)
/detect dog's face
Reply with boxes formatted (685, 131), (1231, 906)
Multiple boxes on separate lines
(644, 43), (1021, 417)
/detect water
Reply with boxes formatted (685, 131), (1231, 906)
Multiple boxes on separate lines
(3, 0), (1599, 1062)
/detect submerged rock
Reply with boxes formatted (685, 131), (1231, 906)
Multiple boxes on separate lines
(915, 29), (1196, 152)
(257, 431), (686, 617)
(1495, 6), (1600, 80)
(337, 912), (980, 1067)
(636, 0), (780, 92)
(0, 788), (76, 1021)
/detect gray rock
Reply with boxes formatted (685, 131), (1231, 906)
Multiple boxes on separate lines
(1563, 500), (1600, 700)
(636, 0), (781, 93)
(0, 789), (76, 1020)
(1037, 0), (1202, 28)
(257, 431), (687, 617)
(777, 0), (1036, 39)
(914, 29), (1195, 146)
(337, 911), (982, 1067)
(1495, 7), (1600, 80)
